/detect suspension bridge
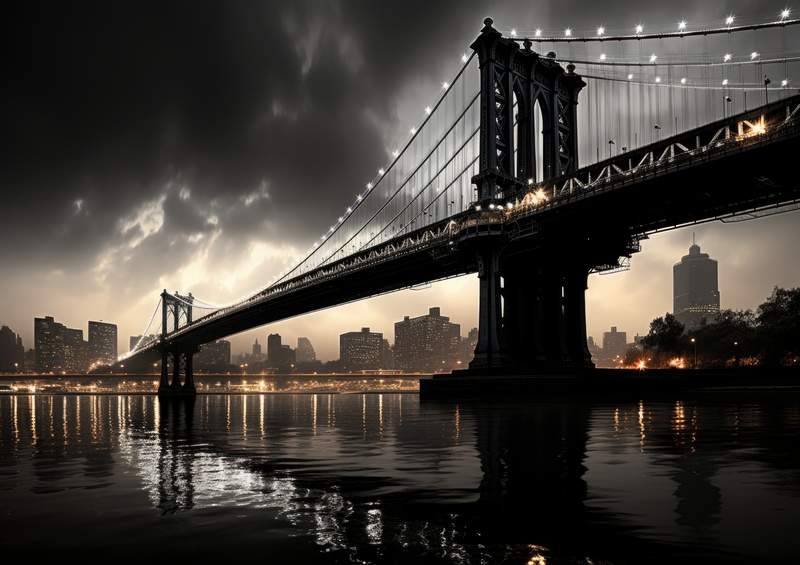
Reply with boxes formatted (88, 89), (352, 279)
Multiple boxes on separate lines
(114, 12), (800, 394)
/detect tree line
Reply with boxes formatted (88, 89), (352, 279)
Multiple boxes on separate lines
(625, 287), (800, 368)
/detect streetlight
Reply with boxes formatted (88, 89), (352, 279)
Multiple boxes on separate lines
(764, 75), (771, 104)
(690, 337), (697, 369)
(723, 95), (733, 118)
(653, 123), (662, 141)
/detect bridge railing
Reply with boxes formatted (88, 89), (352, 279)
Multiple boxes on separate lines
(508, 94), (800, 217)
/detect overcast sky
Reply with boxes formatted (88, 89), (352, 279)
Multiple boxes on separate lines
(2, 0), (799, 360)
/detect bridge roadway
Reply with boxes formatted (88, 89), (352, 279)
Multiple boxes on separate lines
(121, 94), (800, 372)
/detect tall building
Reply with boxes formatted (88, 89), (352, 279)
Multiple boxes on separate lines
(0, 325), (25, 372)
(267, 333), (282, 363)
(88, 321), (117, 366)
(602, 326), (627, 361)
(196, 340), (231, 370)
(673, 240), (720, 330)
(35, 316), (68, 372)
(340, 328), (384, 370)
(296, 337), (316, 363)
(130, 334), (157, 352)
(252, 338), (262, 356)
(266, 333), (294, 369)
(394, 307), (461, 372)
(63, 327), (88, 373)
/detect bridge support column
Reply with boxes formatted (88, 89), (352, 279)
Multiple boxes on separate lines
(563, 264), (593, 368)
(183, 351), (195, 393)
(158, 351), (169, 393)
(470, 246), (509, 372)
(171, 351), (182, 390)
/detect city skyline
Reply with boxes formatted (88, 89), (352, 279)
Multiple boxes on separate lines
(2, 1), (799, 364)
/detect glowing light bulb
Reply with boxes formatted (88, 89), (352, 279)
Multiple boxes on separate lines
(655, 76), (661, 83)
(627, 73), (634, 80)
(392, 150), (399, 157)
(781, 9), (791, 20)
(424, 106), (432, 115)
(356, 194), (363, 201)
(510, 28), (517, 37)
(534, 28), (542, 37)
(410, 127), (416, 135)
(599, 53), (607, 61)
(366, 182), (373, 189)
(723, 53), (732, 62)
(725, 15), (735, 26)
(565, 28), (572, 37)
(722, 79), (729, 85)
(346, 207), (352, 213)
(461, 53), (468, 63)
(527, 178), (534, 185)
(442, 81), (449, 89)
(338, 216), (343, 223)
(506, 202), (514, 210)
(678, 20), (687, 31)
(751, 51), (760, 60)
(378, 168), (385, 175)
(680, 77), (687, 84)
(782, 78), (789, 86)
(635, 24), (644, 34)
(649, 53), (657, 63)
(597, 26), (605, 36)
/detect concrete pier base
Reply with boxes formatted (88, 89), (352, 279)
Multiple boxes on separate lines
(420, 368), (800, 398)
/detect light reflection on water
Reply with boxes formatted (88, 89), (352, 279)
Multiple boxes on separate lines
(1, 393), (800, 562)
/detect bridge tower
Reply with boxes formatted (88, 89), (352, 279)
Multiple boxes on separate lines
(468, 18), (591, 374)
(158, 290), (197, 395)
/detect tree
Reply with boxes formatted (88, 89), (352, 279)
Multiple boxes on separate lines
(689, 309), (757, 367)
(756, 287), (800, 366)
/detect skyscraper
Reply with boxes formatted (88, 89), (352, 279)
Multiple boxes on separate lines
(35, 316), (65, 372)
(252, 338), (262, 357)
(195, 340), (231, 370)
(296, 337), (316, 363)
(673, 240), (720, 330)
(394, 307), (461, 372)
(602, 326), (627, 361)
(88, 321), (117, 366)
(339, 328), (384, 370)
(0, 326), (24, 372)
(63, 327), (88, 373)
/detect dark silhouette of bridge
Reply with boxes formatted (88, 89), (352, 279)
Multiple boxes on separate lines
(116, 17), (800, 394)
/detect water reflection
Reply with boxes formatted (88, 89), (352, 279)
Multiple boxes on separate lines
(1, 393), (800, 562)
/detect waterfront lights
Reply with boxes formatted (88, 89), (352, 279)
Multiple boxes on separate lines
(724, 53), (732, 62)
(488, 203), (496, 209)
(475, 204), (482, 211)
(527, 177), (534, 185)
(649, 53), (657, 63)
(597, 26), (605, 36)
(506, 202), (514, 210)
(461, 53), (468, 63)
(565, 28), (572, 37)
(681, 77), (687, 84)
(725, 15), (735, 27)
(781, 8), (791, 20)
(751, 51), (760, 60)
(635, 24), (644, 34)
(678, 20), (687, 31)
(424, 106), (432, 115)
(534, 28), (542, 37)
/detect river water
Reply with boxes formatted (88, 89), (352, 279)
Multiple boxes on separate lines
(1, 393), (799, 562)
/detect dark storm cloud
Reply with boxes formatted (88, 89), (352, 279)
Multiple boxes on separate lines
(0, 0), (487, 271)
